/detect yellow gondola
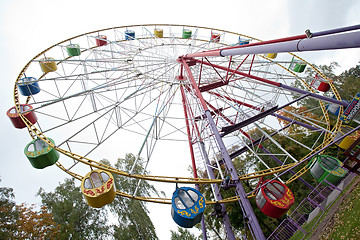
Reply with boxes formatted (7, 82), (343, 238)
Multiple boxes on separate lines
(154, 28), (163, 38)
(334, 125), (360, 149)
(81, 169), (116, 208)
(265, 53), (277, 59)
(39, 58), (57, 73)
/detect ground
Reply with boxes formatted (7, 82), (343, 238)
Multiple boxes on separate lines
(309, 176), (360, 240)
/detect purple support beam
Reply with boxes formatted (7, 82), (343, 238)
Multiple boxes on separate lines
(312, 24), (360, 37)
(273, 113), (324, 132)
(205, 110), (266, 240)
(196, 183), (208, 240)
(200, 142), (235, 240)
(181, 58), (238, 239)
(221, 106), (278, 136)
(191, 58), (349, 108)
(221, 93), (311, 137)
(280, 85), (348, 107)
(261, 147), (315, 190)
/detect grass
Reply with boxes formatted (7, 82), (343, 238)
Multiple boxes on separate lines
(289, 212), (323, 240)
(287, 177), (360, 240)
(320, 181), (360, 239)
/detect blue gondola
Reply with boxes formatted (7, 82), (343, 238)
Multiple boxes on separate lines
(18, 77), (40, 96)
(238, 37), (250, 45)
(125, 30), (135, 40)
(326, 95), (349, 116)
(171, 187), (205, 228)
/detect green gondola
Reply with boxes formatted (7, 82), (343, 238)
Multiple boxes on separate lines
(309, 155), (347, 186)
(24, 138), (59, 169)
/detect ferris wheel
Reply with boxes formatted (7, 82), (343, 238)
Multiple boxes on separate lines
(8, 24), (360, 239)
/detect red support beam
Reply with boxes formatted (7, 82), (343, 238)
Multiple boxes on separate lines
(179, 57), (210, 111)
(227, 54), (250, 81)
(248, 54), (255, 74)
(180, 84), (199, 179)
(184, 34), (308, 58)
(199, 81), (228, 92)
(191, 57), (282, 87)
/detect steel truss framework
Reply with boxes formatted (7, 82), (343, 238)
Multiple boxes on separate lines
(12, 24), (359, 239)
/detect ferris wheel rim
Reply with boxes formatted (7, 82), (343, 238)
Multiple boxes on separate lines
(13, 24), (342, 195)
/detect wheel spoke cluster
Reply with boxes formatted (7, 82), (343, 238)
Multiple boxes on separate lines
(14, 24), (338, 202)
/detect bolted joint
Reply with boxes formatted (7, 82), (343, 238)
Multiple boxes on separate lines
(178, 56), (196, 66)
(305, 29), (313, 38)
(221, 176), (238, 190)
(212, 202), (225, 218)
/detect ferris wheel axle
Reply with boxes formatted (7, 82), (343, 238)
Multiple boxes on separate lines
(184, 24), (360, 58)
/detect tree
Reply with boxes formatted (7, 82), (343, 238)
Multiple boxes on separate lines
(198, 126), (322, 238)
(38, 178), (110, 240)
(291, 62), (339, 118)
(199, 63), (360, 238)
(297, 63), (360, 120)
(171, 227), (199, 240)
(198, 155), (271, 239)
(0, 178), (18, 239)
(335, 64), (360, 100)
(12, 203), (60, 239)
(102, 153), (159, 240)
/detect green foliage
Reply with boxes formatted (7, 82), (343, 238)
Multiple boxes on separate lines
(37, 178), (110, 240)
(289, 62), (337, 119)
(305, 62), (339, 82)
(171, 227), (199, 240)
(335, 64), (360, 101)
(199, 126), (323, 238)
(199, 153), (284, 238)
(102, 153), (159, 240)
(0, 178), (18, 239)
(34, 153), (159, 240)
(295, 63), (360, 122)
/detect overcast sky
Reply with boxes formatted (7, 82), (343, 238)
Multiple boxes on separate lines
(0, 0), (359, 239)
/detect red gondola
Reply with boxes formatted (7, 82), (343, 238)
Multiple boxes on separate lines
(210, 32), (220, 42)
(255, 179), (294, 218)
(310, 73), (331, 92)
(96, 35), (107, 47)
(6, 104), (37, 129)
